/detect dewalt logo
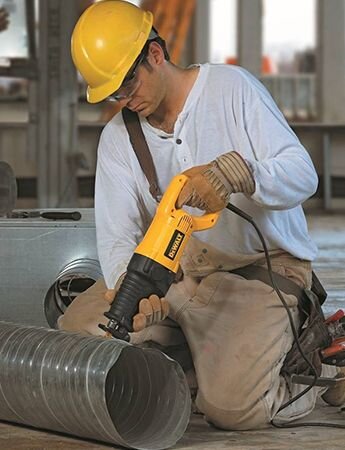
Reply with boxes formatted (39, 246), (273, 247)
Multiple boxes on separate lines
(164, 230), (185, 260)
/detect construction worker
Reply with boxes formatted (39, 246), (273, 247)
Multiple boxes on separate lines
(59, 0), (345, 430)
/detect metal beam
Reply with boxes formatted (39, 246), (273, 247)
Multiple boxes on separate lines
(237, 0), (263, 75)
(193, 0), (210, 63)
(317, 0), (345, 123)
(37, 0), (79, 207)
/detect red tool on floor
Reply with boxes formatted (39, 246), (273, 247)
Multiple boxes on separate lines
(321, 309), (345, 366)
(291, 309), (345, 387)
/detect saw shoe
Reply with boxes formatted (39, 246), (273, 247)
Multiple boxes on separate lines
(321, 367), (345, 407)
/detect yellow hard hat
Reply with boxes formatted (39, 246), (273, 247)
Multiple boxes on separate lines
(71, 0), (153, 103)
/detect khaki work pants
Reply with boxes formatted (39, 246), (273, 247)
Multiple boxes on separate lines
(75, 238), (335, 430)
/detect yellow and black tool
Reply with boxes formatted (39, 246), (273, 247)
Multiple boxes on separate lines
(99, 174), (219, 341)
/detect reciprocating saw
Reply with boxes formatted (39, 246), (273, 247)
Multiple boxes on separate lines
(99, 174), (220, 341)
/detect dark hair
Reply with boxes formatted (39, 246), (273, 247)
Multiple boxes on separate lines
(149, 36), (170, 61)
(147, 27), (170, 61)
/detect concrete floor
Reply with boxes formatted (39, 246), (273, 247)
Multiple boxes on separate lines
(0, 401), (344, 450)
(1, 212), (345, 449)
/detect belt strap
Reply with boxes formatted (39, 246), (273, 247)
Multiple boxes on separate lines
(122, 108), (162, 202)
(231, 265), (309, 311)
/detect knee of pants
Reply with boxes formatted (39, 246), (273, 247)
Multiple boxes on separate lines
(196, 393), (271, 431)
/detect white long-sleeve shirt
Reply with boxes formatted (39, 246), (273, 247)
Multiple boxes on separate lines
(95, 64), (318, 288)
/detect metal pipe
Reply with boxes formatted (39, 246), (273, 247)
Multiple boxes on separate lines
(0, 321), (191, 449)
(44, 258), (103, 328)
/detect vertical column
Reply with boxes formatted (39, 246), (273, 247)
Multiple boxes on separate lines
(193, 0), (210, 63)
(37, 0), (79, 207)
(237, 0), (263, 75)
(317, 0), (345, 122)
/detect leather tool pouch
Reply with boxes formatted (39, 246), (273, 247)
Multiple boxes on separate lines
(281, 288), (332, 377)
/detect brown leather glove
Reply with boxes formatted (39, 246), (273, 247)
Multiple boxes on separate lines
(134, 295), (169, 331)
(176, 151), (255, 212)
(57, 278), (112, 337)
(105, 290), (169, 333)
(58, 276), (169, 337)
(176, 164), (227, 212)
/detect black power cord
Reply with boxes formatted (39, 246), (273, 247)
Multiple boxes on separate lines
(226, 203), (345, 429)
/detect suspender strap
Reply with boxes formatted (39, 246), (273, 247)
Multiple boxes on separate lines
(231, 265), (310, 312)
(122, 108), (162, 202)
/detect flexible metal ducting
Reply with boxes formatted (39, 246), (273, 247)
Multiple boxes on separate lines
(0, 321), (191, 449)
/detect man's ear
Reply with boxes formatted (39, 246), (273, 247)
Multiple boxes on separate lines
(147, 41), (165, 66)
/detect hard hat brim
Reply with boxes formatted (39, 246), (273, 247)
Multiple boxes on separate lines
(86, 69), (129, 104)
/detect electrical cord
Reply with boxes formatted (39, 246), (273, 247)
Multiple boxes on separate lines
(226, 203), (345, 429)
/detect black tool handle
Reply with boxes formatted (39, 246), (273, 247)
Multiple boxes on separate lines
(40, 211), (82, 221)
(100, 254), (176, 340)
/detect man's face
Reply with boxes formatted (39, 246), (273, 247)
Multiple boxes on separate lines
(110, 42), (166, 118)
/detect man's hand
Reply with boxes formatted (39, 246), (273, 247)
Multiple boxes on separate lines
(0, 8), (9, 33)
(57, 279), (112, 337)
(176, 152), (255, 213)
(176, 164), (229, 213)
(134, 295), (169, 331)
(58, 277), (169, 338)
(104, 289), (169, 333)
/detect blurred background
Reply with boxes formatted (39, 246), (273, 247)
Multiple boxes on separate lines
(0, 0), (344, 211)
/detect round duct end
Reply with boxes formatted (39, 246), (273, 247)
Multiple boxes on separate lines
(105, 346), (191, 449)
(44, 258), (102, 328)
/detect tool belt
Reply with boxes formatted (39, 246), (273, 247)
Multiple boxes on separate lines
(231, 265), (333, 377)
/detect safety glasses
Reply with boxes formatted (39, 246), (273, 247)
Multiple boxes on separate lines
(107, 49), (148, 102)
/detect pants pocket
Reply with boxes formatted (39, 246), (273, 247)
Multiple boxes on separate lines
(184, 272), (229, 310)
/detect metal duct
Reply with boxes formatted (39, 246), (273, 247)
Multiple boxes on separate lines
(0, 209), (98, 328)
(44, 258), (103, 328)
(0, 321), (191, 449)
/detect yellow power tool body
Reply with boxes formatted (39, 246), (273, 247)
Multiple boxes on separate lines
(100, 174), (219, 340)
